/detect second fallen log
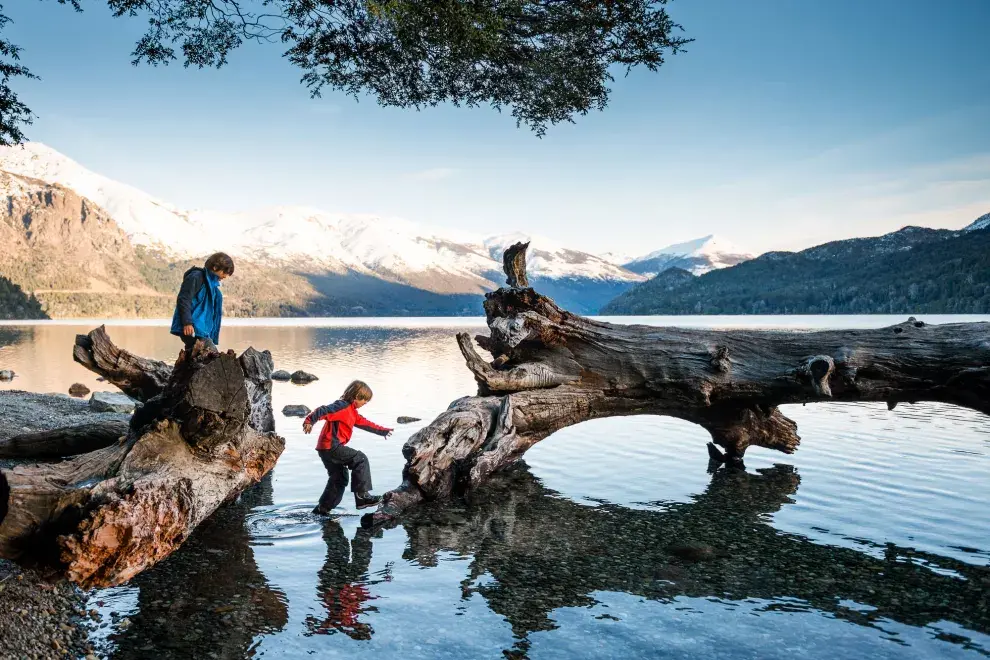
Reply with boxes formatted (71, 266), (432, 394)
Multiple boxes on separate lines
(0, 421), (130, 459)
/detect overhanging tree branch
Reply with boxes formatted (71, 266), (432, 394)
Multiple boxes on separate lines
(1, 0), (691, 142)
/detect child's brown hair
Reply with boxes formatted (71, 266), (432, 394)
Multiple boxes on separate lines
(341, 380), (373, 403)
(205, 252), (235, 276)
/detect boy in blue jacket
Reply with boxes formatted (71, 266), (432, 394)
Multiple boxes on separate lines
(170, 252), (234, 354)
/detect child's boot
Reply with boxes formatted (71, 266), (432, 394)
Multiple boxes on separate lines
(355, 491), (382, 509)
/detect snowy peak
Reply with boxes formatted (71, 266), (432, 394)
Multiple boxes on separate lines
(483, 234), (644, 282)
(621, 234), (754, 276)
(0, 142), (205, 255)
(965, 212), (990, 232)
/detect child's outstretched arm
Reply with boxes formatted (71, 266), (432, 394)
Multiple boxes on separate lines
(303, 401), (349, 434)
(355, 413), (393, 438)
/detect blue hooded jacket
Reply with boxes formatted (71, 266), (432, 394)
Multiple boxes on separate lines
(170, 267), (223, 346)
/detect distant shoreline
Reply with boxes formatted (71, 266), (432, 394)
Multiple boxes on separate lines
(2, 314), (988, 331)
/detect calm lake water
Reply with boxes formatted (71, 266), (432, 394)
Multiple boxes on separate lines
(1, 315), (989, 659)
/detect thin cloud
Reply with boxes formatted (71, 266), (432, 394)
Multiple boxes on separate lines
(406, 167), (458, 182)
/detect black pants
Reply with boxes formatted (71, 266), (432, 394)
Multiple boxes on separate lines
(317, 445), (372, 510)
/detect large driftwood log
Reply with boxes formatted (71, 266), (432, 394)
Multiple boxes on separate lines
(0, 421), (130, 459)
(0, 330), (284, 588)
(376, 243), (990, 520)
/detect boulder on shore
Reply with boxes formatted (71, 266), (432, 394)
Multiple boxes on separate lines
(290, 370), (318, 385)
(68, 383), (91, 398)
(0, 370), (14, 381)
(89, 391), (138, 414)
(397, 416), (421, 424)
(282, 404), (311, 418)
(271, 370), (292, 382)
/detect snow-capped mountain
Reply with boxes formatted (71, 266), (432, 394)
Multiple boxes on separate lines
(483, 233), (641, 282)
(965, 212), (990, 232)
(620, 235), (754, 276)
(0, 143), (643, 288)
(0, 143), (645, 316)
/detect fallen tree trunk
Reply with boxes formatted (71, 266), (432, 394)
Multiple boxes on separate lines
(375, 243), (990, 521)
(0, 331), (284, 588)
(0, 421), (130, 459)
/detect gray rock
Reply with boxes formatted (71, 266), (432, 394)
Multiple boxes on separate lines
(68, 383), (91, 398)
(290, 370), (319, 384)
(667, 541), (716, 562)
(397, 416), (421, 424)
(0, 369), (14, 381)
(271, 370), (292, 382)
(282, 404), (311, 417)
(90, 391), (138, 414)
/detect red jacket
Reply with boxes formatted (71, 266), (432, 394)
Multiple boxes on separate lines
(305, 400), (391, 451)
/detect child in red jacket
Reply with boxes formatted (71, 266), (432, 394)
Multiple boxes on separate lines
(303, 380), (394, 515)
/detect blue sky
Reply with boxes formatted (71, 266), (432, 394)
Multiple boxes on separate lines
(5, 0), (990, 256)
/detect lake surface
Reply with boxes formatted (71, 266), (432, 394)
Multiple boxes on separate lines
(1, 315), (989, 659)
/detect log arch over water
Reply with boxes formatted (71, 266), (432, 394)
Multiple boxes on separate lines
(377, 243), (990, 520)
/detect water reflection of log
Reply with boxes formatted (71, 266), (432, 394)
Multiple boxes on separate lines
(305, 520), (390, 641)
(108, 473), (288, 660)
(394, 465), (990, 654)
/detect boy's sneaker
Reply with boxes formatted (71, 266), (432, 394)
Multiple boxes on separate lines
(354, 492), (382, 509)
(312, 505), (334, 516)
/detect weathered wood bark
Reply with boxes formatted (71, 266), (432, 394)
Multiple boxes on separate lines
(375, 243), (990, 521)
(72, 325), (172, 402)
(0, 421), (130, 459)
(0, 330), (284, 588)
(109, 475), (289, 658)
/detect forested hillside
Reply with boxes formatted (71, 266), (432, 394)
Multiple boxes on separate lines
(603, 224), (990, 315)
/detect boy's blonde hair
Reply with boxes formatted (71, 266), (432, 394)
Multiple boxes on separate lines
(341, 380), (373, 403)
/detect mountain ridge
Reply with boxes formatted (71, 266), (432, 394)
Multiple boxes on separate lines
(602, 219), (990, 315)
(620, 234), (754, 276)
(0, 143), (666, 317)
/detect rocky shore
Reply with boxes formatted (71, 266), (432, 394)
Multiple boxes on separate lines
(1, 391), (131, 659)
(0, 559), (95, 659)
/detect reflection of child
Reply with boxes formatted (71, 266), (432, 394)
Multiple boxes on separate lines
(305, 520), (386, 640)
(303, 380), (394, 515)
(169, 252), (234, 354)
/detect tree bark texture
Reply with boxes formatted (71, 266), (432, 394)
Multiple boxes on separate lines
(0, 329), (284, 588)
(375, 243), (990, 521)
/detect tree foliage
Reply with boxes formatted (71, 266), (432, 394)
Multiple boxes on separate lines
(0, 0), (690, 142)
(0, 4), (38, 146)
(0, 274), (47, 319)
